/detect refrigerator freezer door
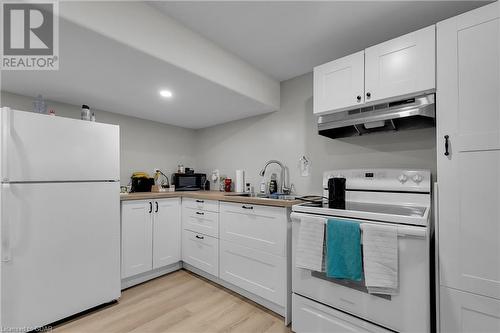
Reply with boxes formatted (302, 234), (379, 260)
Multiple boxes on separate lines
(0, 182), (120, 329)
(0, 108), (119, 182)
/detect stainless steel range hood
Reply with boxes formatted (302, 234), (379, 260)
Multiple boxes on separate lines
(317, 93), (435, 139)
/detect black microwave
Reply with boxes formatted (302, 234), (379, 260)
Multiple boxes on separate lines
(171, 173), (207, 191)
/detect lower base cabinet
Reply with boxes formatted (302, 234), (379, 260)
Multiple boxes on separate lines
(219, 240), (286, 306)
(292, 294), (391, 333)
(440, 286), (500, 333)
(182, 229), (219, 277)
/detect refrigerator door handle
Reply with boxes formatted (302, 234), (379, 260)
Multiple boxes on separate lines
(1, 184), (12, 262)
(1, 107), (11, 182)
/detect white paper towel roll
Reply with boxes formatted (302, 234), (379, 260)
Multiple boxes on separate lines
(235, 170), (245, 193)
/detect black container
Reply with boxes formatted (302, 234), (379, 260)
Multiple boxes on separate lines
(328, 177), (346, 209)
(130, 177), (155, 192)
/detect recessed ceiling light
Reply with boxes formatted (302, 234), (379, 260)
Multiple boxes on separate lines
(159, 90), (173, 98)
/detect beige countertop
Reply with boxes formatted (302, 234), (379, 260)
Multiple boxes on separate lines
(120, 190), (300, 208)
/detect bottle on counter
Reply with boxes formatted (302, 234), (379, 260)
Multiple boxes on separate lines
(269, 173), (278, 194)
(259, 177), (266, 194)
(224, 178), (232, 192)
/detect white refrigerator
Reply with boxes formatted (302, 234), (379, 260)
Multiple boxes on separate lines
(0, 107), (121, 330)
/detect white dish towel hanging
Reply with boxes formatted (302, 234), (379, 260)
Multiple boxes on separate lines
(296, 216), (326, 272)
(362, 223), (399, 295)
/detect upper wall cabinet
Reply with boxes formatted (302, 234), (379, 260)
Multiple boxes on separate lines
(313, 25), (435, 115)
(313, 51), (365, 114)
(365, 26), (435, 103)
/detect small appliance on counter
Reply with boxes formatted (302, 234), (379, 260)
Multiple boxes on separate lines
(171, 172), (207, 191)
(130, 172), (154, 192)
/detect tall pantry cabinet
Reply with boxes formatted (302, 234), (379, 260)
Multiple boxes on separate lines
(437, 2), (500, 332)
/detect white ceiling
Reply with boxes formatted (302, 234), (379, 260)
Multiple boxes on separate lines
(1, 18), (273, 129)
(151, 1), (489, 81)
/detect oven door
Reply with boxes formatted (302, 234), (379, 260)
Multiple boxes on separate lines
(291, 212), (430, 332)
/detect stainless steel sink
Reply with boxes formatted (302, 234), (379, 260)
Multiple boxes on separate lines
(223, 192), (296, 201)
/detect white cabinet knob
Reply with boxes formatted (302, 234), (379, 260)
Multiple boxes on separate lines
(398, 174), (408, 183)
(413, 174), (423, 183)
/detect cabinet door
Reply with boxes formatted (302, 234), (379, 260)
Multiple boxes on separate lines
(313, 51), (365, 114)
(220, 240), (286, 306)
(437, 2), (500, 299)
(153, 198), (181, 269)
(440, 286), (500, 333)
(182, 230), (219, 277)
(121, 200), (153, 278)
(365, 25), (435, 103)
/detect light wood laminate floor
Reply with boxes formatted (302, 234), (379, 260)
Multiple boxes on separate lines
(53, 270), (291, 333)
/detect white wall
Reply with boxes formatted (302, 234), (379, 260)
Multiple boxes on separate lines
(1, 71), (437, 194)
(195, 72), (437, 195)
(0, 91), (197, 186)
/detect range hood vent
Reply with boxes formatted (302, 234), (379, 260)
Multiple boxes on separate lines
(317, 94), (435, 139)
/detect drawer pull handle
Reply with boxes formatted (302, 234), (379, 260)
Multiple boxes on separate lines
(242, 205), (253, 210)
(195, 235), (204, 240)
(196, 200), (204, 203)
(196, 211), (204, 215)
(149, 202), (152, 214)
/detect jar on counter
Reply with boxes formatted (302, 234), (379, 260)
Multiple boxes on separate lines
(224, 178), (232, 192)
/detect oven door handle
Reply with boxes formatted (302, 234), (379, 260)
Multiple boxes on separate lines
(290, 212), (427, 238)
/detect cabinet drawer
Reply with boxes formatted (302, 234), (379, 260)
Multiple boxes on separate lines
(220, 240), (285, 306)
(182, 197), (219, 213)
(182, 230), (218, 277)
(220, 202), (286, 256)
(182, 207), (219, 237)
(292, 294), (391, 333)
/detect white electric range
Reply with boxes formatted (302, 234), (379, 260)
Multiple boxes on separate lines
(291, 169), (432, 333)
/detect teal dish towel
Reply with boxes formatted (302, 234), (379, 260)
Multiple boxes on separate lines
(326, 219), (362, 281)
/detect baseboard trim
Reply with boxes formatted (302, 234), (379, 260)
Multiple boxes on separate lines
(121, 262), (182, 289)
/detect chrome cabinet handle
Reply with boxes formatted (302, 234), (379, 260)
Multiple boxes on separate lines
(196, 200), (204, 203)
(356, 95), (361, 102)
(242, 205), (253, 210)
(195, 235), (204, 240)
(155, 201), (158, 213)
(366, 92), (371, 99)
(444, 135), (450, 156)
(149, 202), (152, 213)
(196, 211), (204, 215)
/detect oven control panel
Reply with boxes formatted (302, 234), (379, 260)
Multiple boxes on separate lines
(323, 169), (431, 193)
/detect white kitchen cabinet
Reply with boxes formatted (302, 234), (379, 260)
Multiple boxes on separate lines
(313, 25), (435, 115)
(365, 25), (435, 103)
(182, 206), (219, 238)
(219, 240), (286, 306)
(121, 198), (181, 280)
(153, 198), (181, 269)
(121, 200), (153, 278)
(219, 202), (289, 307)
(182, 229), (219, 277)
(313, 51), (365, 114)
(437, 1), (500, 302)
(220, 202), (287, 256)
(440, 287), (500, 333)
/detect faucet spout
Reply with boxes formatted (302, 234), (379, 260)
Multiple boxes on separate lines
(259, 160), (290, 195)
